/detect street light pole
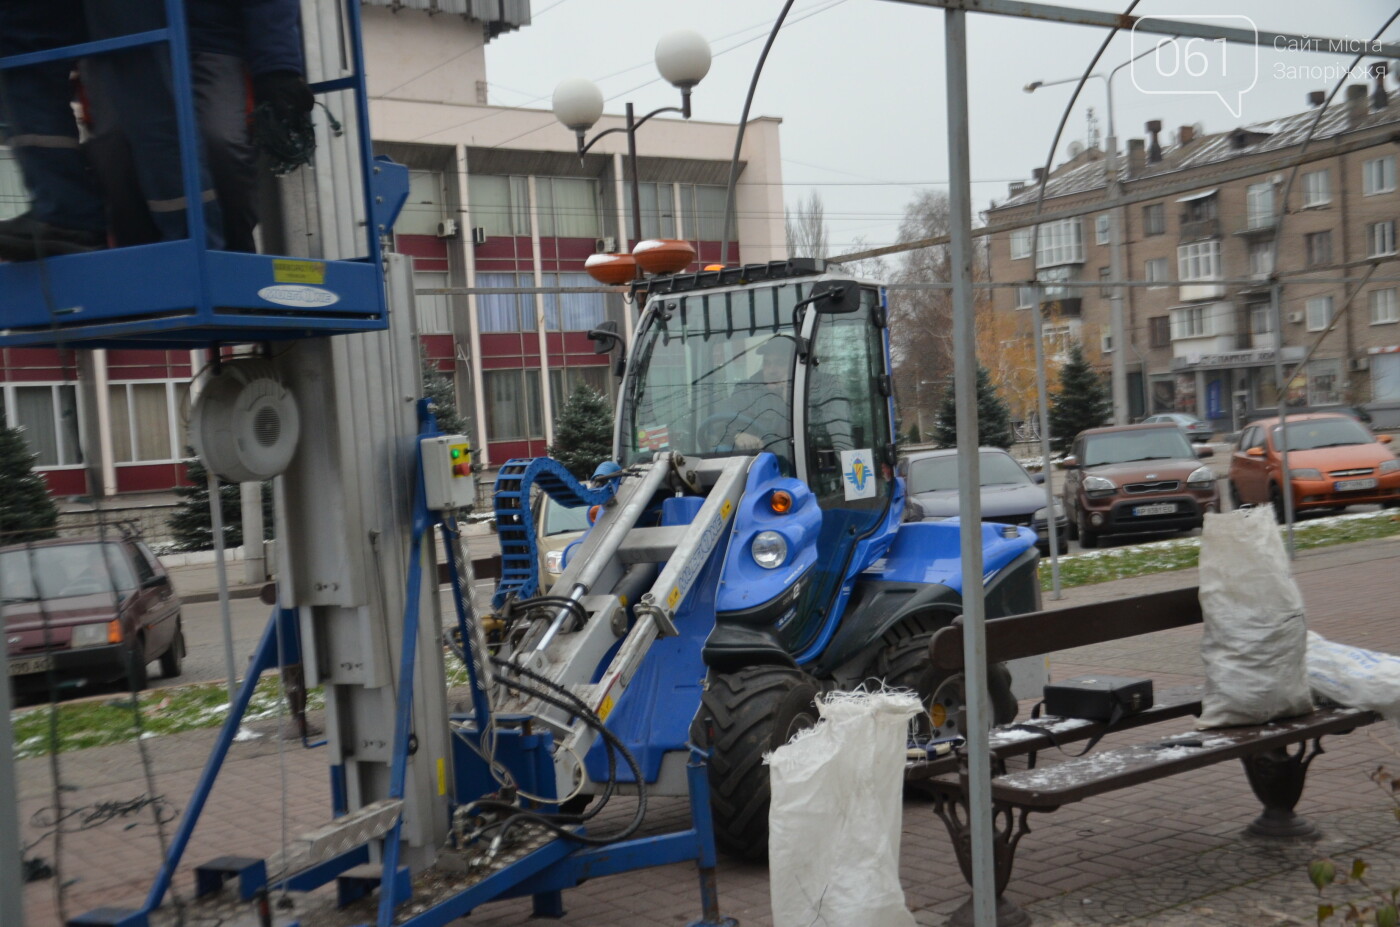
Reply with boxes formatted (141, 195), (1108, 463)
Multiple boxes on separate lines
(553, 31), (711, 248)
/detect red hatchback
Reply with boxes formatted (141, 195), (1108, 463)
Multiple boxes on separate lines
(1228, 413), (1400, 518)
(4, 536), (185, 696)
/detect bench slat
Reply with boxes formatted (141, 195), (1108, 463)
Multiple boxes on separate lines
(929, 586), (1203, 671)
(987, 707), (1378, 808)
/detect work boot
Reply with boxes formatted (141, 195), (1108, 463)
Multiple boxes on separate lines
(0, 213), (105, 262)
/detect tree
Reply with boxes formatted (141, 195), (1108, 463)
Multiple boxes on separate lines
(1048, 341), (1112, 453)
(549, 385), (613, 480)
(0, 418), (59, 543)
(785, 190), (828, 260)
(421, 349), (469, 437)
(931, 365), (1014, 450)
(166, 453), (273, 552)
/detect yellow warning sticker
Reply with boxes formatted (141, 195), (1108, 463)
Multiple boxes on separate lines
(720, 499), (733, 520)
(436, 758), (447, 796)
(273, 259), (326, 285)
(598, 695), (616, 721)
(667, 586), (681, 609)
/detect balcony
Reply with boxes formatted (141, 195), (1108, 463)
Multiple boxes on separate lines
(1179, 218), (1220, 242)
(1039, 296), (1082, 318)
(1235, 215), (1278, 239)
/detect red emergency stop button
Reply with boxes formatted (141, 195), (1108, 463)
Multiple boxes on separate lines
(452, 463), (470, 477)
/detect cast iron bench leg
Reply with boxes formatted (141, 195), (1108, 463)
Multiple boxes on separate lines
(932, 790), (1037, 927)
(1240, 737), (1325, 839)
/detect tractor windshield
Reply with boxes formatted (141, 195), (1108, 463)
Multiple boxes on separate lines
(621, 283), (804, 473)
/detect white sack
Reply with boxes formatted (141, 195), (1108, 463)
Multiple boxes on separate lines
(767, 690), (921, 927)
(1307, 631), (1400, 723)
(1197, 507), (1313, 729)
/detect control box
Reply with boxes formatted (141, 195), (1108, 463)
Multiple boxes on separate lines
(421, 435), (475, 511)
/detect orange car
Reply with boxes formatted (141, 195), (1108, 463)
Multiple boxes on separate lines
(1227, 413), (1400, 518)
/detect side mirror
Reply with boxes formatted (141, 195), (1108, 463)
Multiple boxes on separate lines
(1246, 447), (1265, 457)
(1032, 471), (1046, 484)
(142, 574), (170, 589)
(1195, 445), (1214, 458)
(587, 321), (624, 355)
(1060, 456), (1078, 469)
(810, 279), (860, 314)
(1380, 434), (1393, 445)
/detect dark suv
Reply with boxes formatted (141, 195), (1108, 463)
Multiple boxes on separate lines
(4, 536), (185, 696)
(1062, 423), (1219, 547)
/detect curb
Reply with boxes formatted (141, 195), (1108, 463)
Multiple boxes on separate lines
(182, 585), (265, 604)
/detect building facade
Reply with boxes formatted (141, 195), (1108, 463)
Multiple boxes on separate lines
(0, 1), (787, 496)
(987, 76), (1400, 435)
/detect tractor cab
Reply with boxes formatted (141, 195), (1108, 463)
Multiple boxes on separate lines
(617, 261), (903, 661)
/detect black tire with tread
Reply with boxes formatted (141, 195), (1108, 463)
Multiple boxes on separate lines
(126, 638), (148, 692)
(695, 665), (818, 860)
(1078, 511), (1099, 549)
(880, 628), (1018, 739)
(159, 621), (185, 679)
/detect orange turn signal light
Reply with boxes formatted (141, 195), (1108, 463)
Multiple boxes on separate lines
(703, 263), (726, 271)
(770, 490), (793, 514)
(107, 619), (123, 644)
(588, 505), (602, 524)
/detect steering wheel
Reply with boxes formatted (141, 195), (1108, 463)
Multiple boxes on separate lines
(697, 411), (757, 451)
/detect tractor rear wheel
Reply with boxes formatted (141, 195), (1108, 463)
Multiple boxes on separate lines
(880, 628), (1018, 741)
(694, 665), (818, 860)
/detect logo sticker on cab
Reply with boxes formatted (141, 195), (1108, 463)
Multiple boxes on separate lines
(257, 285), (340, 309)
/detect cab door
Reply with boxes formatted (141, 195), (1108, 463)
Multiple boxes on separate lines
(784, 285), (896, 660)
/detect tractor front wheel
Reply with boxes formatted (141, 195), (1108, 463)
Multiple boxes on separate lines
(694, 665), (818, 860)
(881, 630), (1018, 740)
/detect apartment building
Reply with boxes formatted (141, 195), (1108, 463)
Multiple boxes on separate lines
(0, 1), (787, 496)
(986, 75), (1400, 434)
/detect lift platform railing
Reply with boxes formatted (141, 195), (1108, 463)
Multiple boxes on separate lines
(0, 0), (406, 351)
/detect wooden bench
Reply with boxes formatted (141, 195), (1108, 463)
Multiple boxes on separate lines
(911, 586), (1380, 927)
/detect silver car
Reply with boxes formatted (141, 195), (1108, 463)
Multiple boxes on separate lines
(1141, 413), (1213, 443)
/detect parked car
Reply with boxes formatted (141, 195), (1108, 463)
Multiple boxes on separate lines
(1061, 423), (1219, 548)
(1140, 412), (1214, 443)
(1227, 413), (1400, 518)
(899, 447), (1068, 555)
(534, 493), (591, 588)
(3, 535), (184, 696)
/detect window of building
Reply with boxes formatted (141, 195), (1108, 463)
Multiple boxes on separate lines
(1363, 155), (1396, 195)
(1015, 285), (1035, 309)
(1037, 265), (1075, 299)
(476, 272), (534, 332)
(1249, 240), (1274, 278)
(1171, 305), (1209, 339)
(483, 368), (543, 441)
(5, 383), (81, 467)
(1250, 303), (1274, 335)
(1098, 266), (1111, 296)
(1374, 353), (1400, 402)
(395, 170), (447, 237)
(1306, 295), (1333, 332)
(678, 184), (732, 241)
(1180, 193), (1217, 223)
(1371, 287), (1400, 325)
(1145, 257), (1168, 287)
(1043, 324), (1072, 356)
(1305, 230), (1332, 267)
(1035, 218), (1084, 267)
(1245, 182), (1274, 229)
(1010, 227), (1032, 260)
(414, 271), (452, 334)
(1095, 214), (1111, 245)
(536, 177), (602, 239)
(0, 147), (24, 220)
(108, 381), (186, 463)
(626, 182), (676, 241)
(1100, 330), (1113, 353)
(1307, 358), (1342, 406)
(468, 174), (531, 237)
(1149, 315), (1170, 347)
(1142, 203), (1165, 236)
(549, 365), (610, 419)
(1177, 240), (1221, 282)
(1367, 220), (1397, 258)
(542, 272), (606, 331)
(1302, 170), (1331, 207)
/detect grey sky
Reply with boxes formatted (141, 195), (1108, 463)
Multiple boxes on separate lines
(483, 1), (1399, 256)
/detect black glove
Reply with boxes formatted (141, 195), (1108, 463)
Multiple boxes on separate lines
(253, 71), (314, 117)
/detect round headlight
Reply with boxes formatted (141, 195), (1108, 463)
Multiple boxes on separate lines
(751, 531), (788, 569)
(1187, 466), (1217, 487)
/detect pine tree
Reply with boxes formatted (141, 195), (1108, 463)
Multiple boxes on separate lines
(931, 366), (1014, 450)
(167, 453), (251, 552)
(421, 350), (469, 437)
(0, 418), (59, 543)
(549, 385), (614, 480)
(906, 422), (922, 445)
(1048, 341), (1113, 453)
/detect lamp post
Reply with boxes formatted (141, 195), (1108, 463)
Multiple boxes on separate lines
(553, 30), (711, 247)
(1025, 48), (1154, 427)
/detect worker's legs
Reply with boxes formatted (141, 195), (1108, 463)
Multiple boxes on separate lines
(83, 0), (224, 249)
(0, 0), (106, 258)
(194, 52), (258, 253)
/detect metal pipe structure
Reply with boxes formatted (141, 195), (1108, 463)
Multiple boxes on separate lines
(943, 10), (997, 924)
(0, 659), (21, 927)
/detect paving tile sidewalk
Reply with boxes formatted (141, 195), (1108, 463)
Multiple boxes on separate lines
(17, 535), (1400, 926)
